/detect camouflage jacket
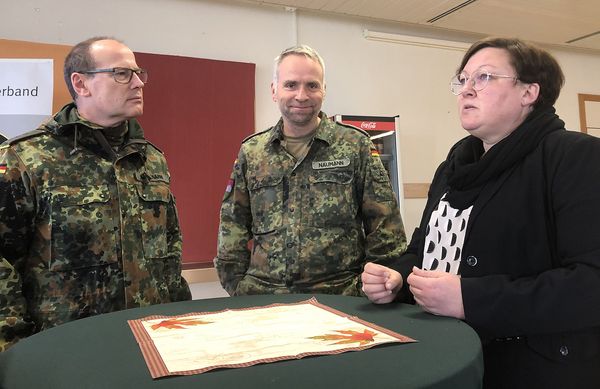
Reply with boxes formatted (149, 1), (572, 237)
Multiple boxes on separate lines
(214, 113), (407, 296)
(0, 103), (191, 351)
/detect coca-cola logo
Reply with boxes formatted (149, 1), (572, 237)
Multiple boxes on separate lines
(360, 122), (377, 129)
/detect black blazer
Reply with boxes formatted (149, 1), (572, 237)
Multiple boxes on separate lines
(392, 129), (600, 388)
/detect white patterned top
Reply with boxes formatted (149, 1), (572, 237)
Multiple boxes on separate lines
(422, 194), (473, 275)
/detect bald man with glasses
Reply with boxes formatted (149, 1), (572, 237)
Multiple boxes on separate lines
(0, 37), (191, 351)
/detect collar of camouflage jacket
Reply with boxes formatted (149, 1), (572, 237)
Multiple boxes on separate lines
(44, 102), (146, 142)
(41, 102), (149, 157)
(269, 111), (335, 146)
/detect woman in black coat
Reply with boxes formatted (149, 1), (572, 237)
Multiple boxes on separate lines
(362, 37), (600, 388)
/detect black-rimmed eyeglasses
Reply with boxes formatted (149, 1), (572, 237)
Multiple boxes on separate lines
(78, 67), (148, 84)
(450, 69), (518, 95)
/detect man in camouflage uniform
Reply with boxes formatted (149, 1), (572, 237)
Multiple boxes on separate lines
(0, 37), (191, 351)
(214, 45), (406, 296)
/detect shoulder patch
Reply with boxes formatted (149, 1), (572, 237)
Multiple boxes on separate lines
(336, 121), (370, 137)
(3, 129), (47, 147)
(242, 127), (273, 144)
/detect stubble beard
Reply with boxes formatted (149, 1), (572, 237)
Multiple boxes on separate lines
(282, 106), (317, 128)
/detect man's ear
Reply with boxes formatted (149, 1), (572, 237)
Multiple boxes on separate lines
(522, 82), (540, 107)
(71, 73), (91, 98)
(271, 82), (277, 102)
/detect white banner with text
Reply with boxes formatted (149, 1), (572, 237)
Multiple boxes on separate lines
(0, 59), (54, 139)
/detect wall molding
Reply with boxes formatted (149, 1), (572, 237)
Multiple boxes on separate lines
(363, 30), (470, 52)
(404, 183), (430, 199)
(182, 267), (219, 284)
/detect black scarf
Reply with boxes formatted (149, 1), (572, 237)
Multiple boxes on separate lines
(444, 106), (565, 210)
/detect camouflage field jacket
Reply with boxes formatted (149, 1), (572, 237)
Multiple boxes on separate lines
(215, 113), (407, 296)
(0, 103), (190, 351)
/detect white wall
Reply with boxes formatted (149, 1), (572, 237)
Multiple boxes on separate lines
(3, 0), (600, 233)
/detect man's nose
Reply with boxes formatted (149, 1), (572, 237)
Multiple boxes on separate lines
(295, 86), (309, 100)
(131, 73), (145, 88)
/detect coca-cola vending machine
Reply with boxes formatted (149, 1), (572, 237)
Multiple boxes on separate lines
(334, 115), (404, 215)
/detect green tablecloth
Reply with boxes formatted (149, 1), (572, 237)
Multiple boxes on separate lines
(0, 294), (483, 388)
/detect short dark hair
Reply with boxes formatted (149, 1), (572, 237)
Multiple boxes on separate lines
(272, 45), (325, 91)
(457, 37), (564, 109)
(63, 36), (120, 100)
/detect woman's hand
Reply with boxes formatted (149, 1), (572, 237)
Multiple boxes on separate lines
(361, 262), (403, 304)
(407, 266), (465, 319)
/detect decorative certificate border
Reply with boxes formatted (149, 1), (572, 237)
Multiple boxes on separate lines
(128, 297), (415, 378)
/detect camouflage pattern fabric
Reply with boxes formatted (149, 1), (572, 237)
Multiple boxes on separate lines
(215, 113), (407, 296)
(0, 103), (191, 351)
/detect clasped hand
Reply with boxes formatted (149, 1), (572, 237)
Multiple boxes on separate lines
(361, 263), (465, 319)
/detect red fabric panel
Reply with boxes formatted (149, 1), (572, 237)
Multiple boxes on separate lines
(135, 52), (255, 265)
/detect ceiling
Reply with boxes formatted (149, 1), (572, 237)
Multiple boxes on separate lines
(240, 0), (600, 52)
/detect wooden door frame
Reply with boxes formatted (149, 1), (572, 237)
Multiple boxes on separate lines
(578, 93), (600, 133)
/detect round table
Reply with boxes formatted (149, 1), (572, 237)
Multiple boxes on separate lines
(0, 294), (483, 388)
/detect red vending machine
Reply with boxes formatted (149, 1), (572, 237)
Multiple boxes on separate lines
(334, 115), (404, 215)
